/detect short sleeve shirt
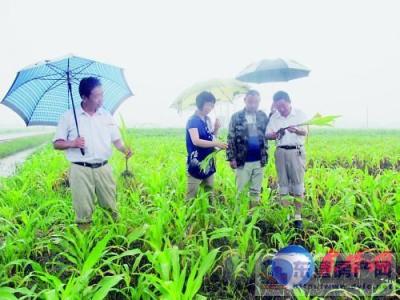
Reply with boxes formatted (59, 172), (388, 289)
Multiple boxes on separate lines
(266, 108), (308, 146)
(185, 114), (216, 179)
(53, 106), (121, 163)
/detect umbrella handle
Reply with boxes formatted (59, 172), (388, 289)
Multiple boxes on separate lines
(67, 63), (85, 156)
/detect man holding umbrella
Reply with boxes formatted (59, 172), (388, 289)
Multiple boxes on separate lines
(266, 91), (308, 229)
(53, 77), (132, 229)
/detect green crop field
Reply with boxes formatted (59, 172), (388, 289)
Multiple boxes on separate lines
(0, 134), (52, 159)
(0, 129), (399, 299)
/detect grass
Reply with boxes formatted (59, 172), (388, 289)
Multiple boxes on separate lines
(0, 134), (52, 159)
(0, 129), (399, 299)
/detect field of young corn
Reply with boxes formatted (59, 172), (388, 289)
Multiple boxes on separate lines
(0, 129), (399, 299)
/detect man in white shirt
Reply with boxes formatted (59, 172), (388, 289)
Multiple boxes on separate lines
(266, 91), (308, 229)
(53, 77), (132, 230)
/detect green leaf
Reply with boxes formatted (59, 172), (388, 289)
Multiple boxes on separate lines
(299, 113), (341, 127)
(292, 287), (309, 300)
(126, 227), (146, 244)
(170, 246), (181, 282)
(197, 248), (218, 279)
(209, 227), (234, 241)
(42, 289), (59, 300)
(119, 114), (133, 152)
(185, 248), (218, 299)
(154, 250), (172, 281)
(199, 149), (222, 173)
(91, 275), (124, 300)
(81, 233), (111, 275)
(0, 287), (18, 300)
(38, 272), (64, 291)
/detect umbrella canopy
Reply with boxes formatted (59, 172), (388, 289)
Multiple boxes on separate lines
(236, 58), (310, 83)
(171, 78), (250, 112)
(1, 54), (133, 126)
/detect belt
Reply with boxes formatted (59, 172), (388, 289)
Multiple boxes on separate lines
(73, 161), (108, 168)
(277, 145), (303, 150)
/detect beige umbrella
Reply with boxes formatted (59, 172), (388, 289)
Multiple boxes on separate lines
(171, 78), (250, 112)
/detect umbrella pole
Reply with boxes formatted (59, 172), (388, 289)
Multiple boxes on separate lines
(67, 67), (85, 156)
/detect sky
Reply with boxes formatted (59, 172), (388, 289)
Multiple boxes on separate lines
(1, 0), (400, 129)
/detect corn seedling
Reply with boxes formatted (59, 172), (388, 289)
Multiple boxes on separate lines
(119, 114), (134, 179)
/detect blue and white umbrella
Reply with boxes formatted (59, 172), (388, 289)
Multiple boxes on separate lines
(236, 58), (310, 83)
(1, 54), (133, 126)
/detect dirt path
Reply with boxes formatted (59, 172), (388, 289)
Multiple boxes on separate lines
(0, 146), (43, 177)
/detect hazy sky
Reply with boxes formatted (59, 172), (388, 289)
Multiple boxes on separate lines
(1, 0), (400, 129)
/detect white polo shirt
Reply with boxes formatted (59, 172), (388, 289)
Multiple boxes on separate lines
(53, 106), (121, 163)
(266, 108), (308, 146)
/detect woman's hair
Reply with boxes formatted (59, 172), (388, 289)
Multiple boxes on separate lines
(196, 91), (216, 110)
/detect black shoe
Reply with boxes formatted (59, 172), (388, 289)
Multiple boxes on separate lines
(293, 219), (303, 230)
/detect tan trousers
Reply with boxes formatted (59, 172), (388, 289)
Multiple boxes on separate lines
(69, 163), (117, 223)
(235, 161), (264, 204)
(274, 147), (306, 196)
(185, 173), (214, 200)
